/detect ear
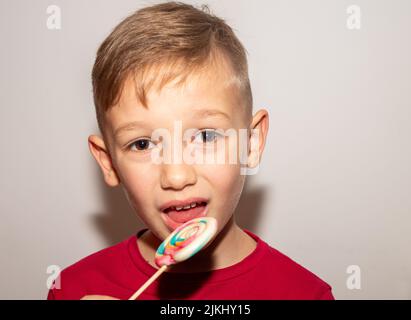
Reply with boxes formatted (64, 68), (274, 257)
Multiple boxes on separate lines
(247, 109), (269, 169)
(88, 135), (120, 187)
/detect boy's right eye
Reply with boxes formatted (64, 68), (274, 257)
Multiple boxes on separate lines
(127, 139), (155, 152)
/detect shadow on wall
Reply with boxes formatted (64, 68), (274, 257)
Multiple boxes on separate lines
(90, 165), (270, 246)
(91, 181), (142, 247)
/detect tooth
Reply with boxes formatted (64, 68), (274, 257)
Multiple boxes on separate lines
(190, 202), (197, 208)
(183, 204), (191, 209)
(175, 206), (183, 211)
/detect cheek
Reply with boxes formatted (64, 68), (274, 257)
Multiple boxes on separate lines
(210, 135), (247, 201)
(205, 163), (245, 212)
(116, 160), (157, 208)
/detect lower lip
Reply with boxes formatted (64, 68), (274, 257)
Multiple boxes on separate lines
(161, 203), (208, 231)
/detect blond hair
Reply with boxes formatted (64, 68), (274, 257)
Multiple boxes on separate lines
(92, 1), (253, 137)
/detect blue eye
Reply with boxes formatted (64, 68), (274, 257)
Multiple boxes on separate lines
(128, 139), (155, 152)
(193, 129), (223, 144)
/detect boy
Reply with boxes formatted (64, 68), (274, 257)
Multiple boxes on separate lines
(47, 1), (334, 300)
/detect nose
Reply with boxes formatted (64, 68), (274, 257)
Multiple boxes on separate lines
(160, 163), (197, 190)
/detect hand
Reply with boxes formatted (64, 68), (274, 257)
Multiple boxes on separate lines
(81, 295), (120, 300)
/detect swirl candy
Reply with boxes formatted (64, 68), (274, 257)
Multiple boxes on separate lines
(155, 217), (218, 267)
(129, 216), (218, 300)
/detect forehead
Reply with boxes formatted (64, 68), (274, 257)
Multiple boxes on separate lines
(106, 61), (243, 133)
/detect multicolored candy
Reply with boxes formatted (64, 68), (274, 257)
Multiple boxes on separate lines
(155, 217), (218, 267)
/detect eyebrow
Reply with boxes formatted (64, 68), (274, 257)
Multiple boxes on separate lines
(114, 121), (147, 138)
(114, 108), (230, 138)
(191, 108), (231, 120)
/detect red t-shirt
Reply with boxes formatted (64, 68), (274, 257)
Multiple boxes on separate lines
(47, 229), (334, 300)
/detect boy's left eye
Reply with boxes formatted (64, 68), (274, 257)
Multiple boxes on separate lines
(192, 129), (223, 144)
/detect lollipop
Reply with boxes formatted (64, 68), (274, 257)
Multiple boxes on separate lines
(128, 217), (217, 300)
(155, 217), (217, 267)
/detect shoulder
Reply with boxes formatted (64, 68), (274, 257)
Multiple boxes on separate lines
(47, 236), (133, 300)
(258, 240), (334, 299)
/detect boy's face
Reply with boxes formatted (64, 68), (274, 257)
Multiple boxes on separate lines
(88, 64), (268, 241)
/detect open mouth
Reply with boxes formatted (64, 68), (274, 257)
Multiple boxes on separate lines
(161, 200), (209, 230)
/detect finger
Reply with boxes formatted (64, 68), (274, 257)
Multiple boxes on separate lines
(80, 295), (120, 300)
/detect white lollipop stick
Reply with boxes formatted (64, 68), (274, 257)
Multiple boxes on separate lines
(128, 265), (168, 300)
